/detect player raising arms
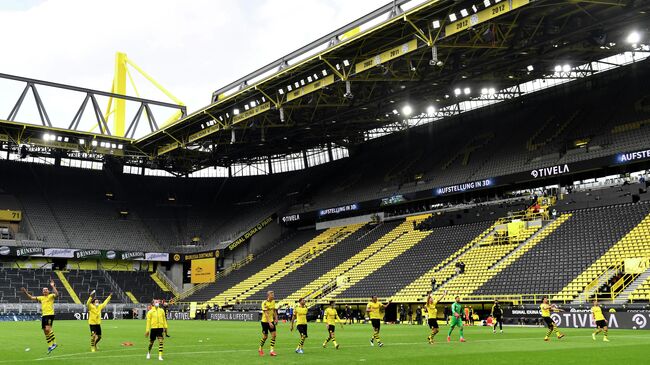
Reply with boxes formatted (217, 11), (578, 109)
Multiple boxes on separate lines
(322, 301), (342, 349)
(259, 290), (278, 357)
(86, 290), (112, 352)
(145, 299), (169, 360)
(21, 279), (59, 354)
(425, 290), (446, 344)
(290, 298), (309, 354)
(491, 299), (504, 334)
(367, 296), (390, 347)
(447, 296), (466, 343)
(540, 296), (565, 341)
(591, 299), (610, 342)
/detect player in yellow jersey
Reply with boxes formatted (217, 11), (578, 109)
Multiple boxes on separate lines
(259, 291), (278, 357)
(425, 290), (446, 344)
(21, 279), (59, 354)
(323, 301), (342, 349)
(367, 296), (391, 347)
(145, 299), (169, 361)
(591, 299), (610, 342)
(291, 298), (309, 354)
(86, 290), (112, 352)
(540, 296), (565, 341)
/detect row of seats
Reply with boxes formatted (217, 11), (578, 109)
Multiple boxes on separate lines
(0, 268), (166, 304)
(204, 225), (363, 306)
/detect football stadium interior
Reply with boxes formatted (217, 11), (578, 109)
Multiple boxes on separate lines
(2, 0), (650, 362)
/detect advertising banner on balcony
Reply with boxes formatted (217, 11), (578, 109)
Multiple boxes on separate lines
(190, 257), (216, 284)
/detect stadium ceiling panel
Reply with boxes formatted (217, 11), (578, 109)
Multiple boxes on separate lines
(131, 0), (650, 170)
(1, 0), (649, 173)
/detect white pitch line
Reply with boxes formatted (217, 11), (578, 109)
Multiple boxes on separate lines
(27, 334), (650, 362)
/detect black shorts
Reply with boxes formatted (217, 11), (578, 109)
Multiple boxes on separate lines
(261, 322), (276, 335)
(89, 324), (102, 336)
(596, 320), (607, 328)
(371, 319), (381, 331)
(297, 324), (308, 337)
(41, 315), (55, 329)
(149, 328), (164, 341)
(493, 316), (502, 323)
(428, 318), (439, 329)
(542, 317), (555, 328)
(328, 324), (335, 333)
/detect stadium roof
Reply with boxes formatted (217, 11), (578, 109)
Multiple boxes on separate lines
(1, 0), (649, 174)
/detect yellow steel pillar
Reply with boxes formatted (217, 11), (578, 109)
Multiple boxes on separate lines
(113, 52), (127, 137)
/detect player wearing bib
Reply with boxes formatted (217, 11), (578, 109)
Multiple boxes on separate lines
(425, 291), (446, 344)
(291, 298), (309, 354)
(367, 296), (390, 347)
(323, 301), (341, 349)
(591, 300), (609, 342)
(259, 291), (278, 356)
(540, 296), (565, 341)
(447, 296), (466, 343)
(87, 291), (112, 352)
(21, 280), (59, 354)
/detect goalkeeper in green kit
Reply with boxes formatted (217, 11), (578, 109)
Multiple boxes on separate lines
(447, 296), (466, 343)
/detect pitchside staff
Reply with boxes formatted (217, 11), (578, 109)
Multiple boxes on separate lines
(21, 280), (59, 354)
(491, 299), (504, 334)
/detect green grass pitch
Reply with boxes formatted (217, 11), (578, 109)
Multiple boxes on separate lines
(2, 320), (649, 364)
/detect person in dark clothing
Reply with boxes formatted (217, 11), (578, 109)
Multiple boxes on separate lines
(491, 300), (504, 334)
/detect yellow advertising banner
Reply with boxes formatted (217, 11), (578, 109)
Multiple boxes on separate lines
(0, 210), (21, 222)
(445, 0), (530, 38)
(355, 39), (418, 74)
(286, 75), (335, 102)
(191, 257), (216, 284)
(188, 124), (221, 143)
(232, 101), (271, 125)
(625, 258), (649, 274)
(157, 141), (180, 156)
(507, 220), (525, 237)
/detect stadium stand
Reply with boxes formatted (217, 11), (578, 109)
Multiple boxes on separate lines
(245, 221), (401, 301)
(475, 202), (650, 297)
(184, 230), (320, 302)
(556, 207), (650, 302)
(205, 224), (363, 306)
(106, 271), (168, 304)
(0, 268), (70, 304)
(64, 270), (116, 303)
(319, 217), (431, 300)
(337, 221), (493, 300)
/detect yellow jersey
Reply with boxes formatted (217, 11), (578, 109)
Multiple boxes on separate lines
(591, 305), (605, 321)
(425, 302), (437, 319)
(324, 307), (340, 326)
(261, 300), (276, 323)
(295, 306), (308, 325)
(87, 295), (112, 325)
(540, 303), (552, 317)
(145, 307), (168, 331)
(37, 294), (56, 316)
(367, 301), (383, 320)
